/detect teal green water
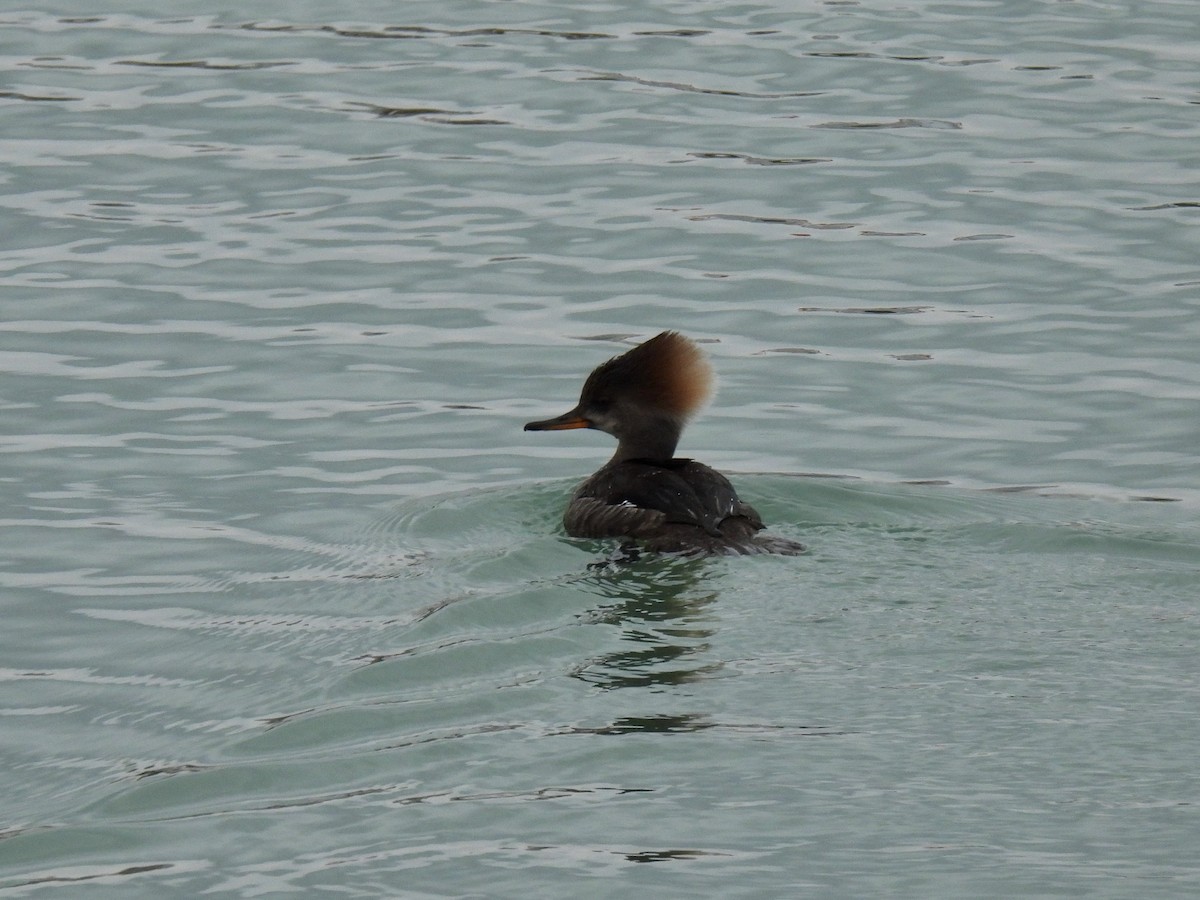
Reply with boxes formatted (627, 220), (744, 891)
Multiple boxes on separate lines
(2, 2), (1198, 896)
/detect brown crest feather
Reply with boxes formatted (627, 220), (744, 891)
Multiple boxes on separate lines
(584, 331), (713, 419)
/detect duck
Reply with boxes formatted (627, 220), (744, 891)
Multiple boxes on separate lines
(525, 331), (805, 555)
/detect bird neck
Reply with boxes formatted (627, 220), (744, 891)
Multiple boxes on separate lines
(611, 414), (684, 464)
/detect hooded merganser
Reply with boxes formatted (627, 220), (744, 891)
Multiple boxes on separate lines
(525, 331), (805, 556)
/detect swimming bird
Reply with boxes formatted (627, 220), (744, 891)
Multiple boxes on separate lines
(525, 331), (805, 555)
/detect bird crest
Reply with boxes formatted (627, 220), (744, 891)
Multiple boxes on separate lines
(583, 331), (714, 419)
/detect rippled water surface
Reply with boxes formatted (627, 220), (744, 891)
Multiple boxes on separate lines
(2, 1), (1198, 896)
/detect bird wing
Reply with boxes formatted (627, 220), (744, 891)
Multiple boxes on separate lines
(569, 460), (759, 538)
(563, 495), (668, 539)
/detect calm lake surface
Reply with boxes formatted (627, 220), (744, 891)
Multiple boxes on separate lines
(2, 1), (1198, 896)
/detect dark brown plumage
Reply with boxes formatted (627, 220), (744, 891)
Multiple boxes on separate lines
(525, 332), (805, 556)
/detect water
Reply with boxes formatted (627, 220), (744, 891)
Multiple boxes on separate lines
(2, 1), (1198, 895)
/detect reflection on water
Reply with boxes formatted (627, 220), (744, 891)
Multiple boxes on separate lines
(570, 556), (720, 692)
